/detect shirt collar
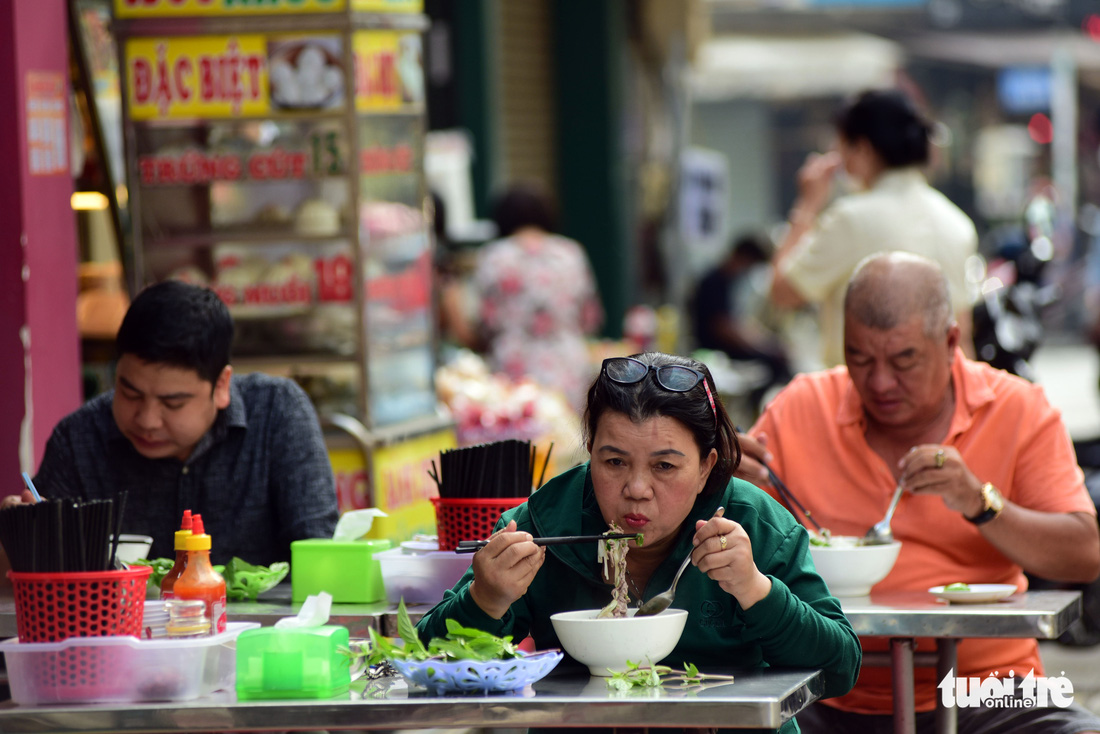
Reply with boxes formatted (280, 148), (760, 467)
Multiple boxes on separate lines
(189, 379), (246, 463)
(871, 167), (926, 192)
(837, 349), (993, 437)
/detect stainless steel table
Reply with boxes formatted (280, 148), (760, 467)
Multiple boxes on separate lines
(0, 667), (822, 732)
(841, 589), (1082, 734)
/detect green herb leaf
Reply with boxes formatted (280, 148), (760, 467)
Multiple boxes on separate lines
(396, 599), (428, 657)
(341, 598), (525, 672)
(606, 659), (735, 690)
(428, 637), (480, 660)
(222, 558), (289, 601)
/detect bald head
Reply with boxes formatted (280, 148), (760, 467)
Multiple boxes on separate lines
(845, 252), (954, 337)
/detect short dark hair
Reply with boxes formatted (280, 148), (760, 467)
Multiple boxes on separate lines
(730, 231), (773, 264)
(116, 280), (233, 384)
(490, 184), (557, 238)
(582, 352), (740, 498)
(834, 89), (931, 168)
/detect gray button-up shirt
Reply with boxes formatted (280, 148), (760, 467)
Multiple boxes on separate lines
(34, 373), (338, 566)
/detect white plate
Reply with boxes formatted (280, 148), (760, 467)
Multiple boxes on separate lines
(929, 584), (1018, 604)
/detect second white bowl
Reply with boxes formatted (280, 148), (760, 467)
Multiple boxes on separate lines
(808, 538), (901, 597)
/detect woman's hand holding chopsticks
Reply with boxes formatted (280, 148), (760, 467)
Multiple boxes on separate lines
(468, 520), (545, 619)
(455, 532), (638, 553)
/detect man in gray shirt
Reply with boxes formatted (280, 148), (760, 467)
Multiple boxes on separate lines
(1, 281), (338, 567)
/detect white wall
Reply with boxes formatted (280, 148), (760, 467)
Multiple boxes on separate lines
(689, 98), (778, 275)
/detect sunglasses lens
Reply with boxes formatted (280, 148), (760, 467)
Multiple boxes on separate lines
(656, 366), (702, 392)
(605, 358), (648, 384)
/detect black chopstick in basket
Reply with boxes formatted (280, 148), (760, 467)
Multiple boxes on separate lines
(454, 533), (639, 554)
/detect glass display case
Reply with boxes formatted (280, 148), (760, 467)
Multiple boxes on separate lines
(113, 0), (452, 539)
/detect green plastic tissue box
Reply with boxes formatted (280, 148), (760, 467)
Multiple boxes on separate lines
(290, 538), (391, 603)
(235, 625), (351, 700)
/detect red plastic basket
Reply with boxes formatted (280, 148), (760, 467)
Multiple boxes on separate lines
(431, 497), (528, 551)
(9, 567), (152, 642)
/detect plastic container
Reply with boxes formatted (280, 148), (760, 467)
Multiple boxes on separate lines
(111, 534), (154, 565)
(160, 509), (193, 599)
(173, 514), (227, 633)
(0, 622), (258, 704)
(375, 547), (472, 604)
(235, 625), (351, 700)
(290, 538), (391, 603)
(141, 600), (169, 639)
(9, 566), (152, 642)
(430, 497), (527, 551)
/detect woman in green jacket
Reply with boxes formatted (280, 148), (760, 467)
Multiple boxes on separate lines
(418, 352), (861, 731)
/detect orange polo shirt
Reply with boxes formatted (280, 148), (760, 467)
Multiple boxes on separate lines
(750, 351), (1095, 714)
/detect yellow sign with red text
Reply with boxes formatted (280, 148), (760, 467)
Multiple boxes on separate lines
(367, 428), (455, 541)
(328, 427), (454, 542)
(126, 36), (270, 119)
(115, 0), (419, 18)
(352, 30), (423, 112)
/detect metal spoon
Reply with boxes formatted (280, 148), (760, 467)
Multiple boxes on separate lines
(636, 507), (725, 617)
(863, 483), (904, 546)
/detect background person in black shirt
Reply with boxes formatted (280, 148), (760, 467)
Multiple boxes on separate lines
(691, 231), (794, 408)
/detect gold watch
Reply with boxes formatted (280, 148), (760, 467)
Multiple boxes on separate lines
(966, 483), (1004, 526)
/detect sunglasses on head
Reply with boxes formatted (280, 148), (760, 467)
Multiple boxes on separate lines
(601, 357), (717, 422)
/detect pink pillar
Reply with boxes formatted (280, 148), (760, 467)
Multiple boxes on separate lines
(0, 0), (81, 494)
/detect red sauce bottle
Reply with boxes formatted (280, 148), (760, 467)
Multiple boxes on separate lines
(160, 509), (193, 599)
(173, 514), (227, 634)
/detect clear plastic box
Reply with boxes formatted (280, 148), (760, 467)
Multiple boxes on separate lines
(375, 547), (472, 604)
(0, 621), (258, 704)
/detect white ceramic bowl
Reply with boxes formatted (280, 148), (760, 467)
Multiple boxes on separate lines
(112, 534), (154, 564)
(809, 538), (901, 597)
(549, 608), (688, 676)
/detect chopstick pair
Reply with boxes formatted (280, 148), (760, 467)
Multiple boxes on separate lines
(734, 425), (826, 537)
(762, 461), (827, 535)
(454, 533), (639, 554)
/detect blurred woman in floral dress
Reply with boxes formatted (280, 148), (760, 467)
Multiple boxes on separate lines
(474, 184), (604, 411)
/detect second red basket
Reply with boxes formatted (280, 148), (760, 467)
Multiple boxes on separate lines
(9, 566), (152, 642)
(431, 497), (528, 551)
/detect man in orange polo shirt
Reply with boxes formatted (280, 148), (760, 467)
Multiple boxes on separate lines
(740, 252), (1100, 733)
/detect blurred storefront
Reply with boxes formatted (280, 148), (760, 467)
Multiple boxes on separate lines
(8, 0), (1100, 495)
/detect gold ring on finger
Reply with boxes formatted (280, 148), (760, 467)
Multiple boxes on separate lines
(935, 449), (946, 469)
(719, 534), (727, 550)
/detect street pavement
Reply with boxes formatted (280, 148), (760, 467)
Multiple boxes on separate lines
(1031, 340), (1100, 715)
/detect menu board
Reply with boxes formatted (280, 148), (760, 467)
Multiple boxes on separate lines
(126, 31), (425, 121)
(125, 34), (347, 120)
(120, 6), (435, 429)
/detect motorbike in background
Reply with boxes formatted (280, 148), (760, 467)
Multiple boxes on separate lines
(972, 192), (1059, 382)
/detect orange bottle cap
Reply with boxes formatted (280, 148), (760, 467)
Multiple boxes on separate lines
(185, 513), (212, 551)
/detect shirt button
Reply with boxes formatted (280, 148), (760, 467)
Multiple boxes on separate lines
(182, 467), (189, 475)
